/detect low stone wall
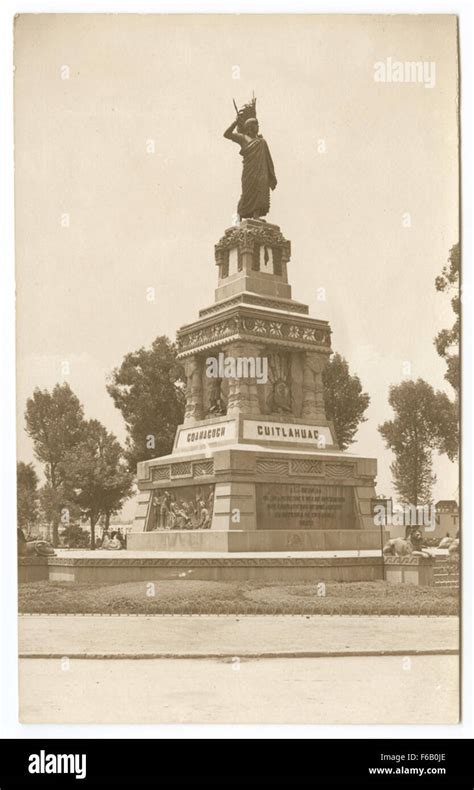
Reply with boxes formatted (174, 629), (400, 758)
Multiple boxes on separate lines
(19, 555), (384, 584)
(127, 529), (388, 553)
(19, 552), (439, 586)
(17, 556), (49, 583)
(383, 556), (435, 586)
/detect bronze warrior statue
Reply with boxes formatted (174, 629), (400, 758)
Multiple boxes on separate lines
(224, 97), (277, 220)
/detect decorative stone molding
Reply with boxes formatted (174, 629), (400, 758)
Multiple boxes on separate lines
(200, 293), (309, 318)
(384, 556), (433, 566)
(178, 313), (331, 357)
(17, 556), (48, 566)
(256, 458), (289, 476)
(325, 463), (355, 478)
(290, 459), (323, 476)
(170, 461), (192, 478)
(39, 556), (382, 568)
(193, 460), (214, 477)
(215, 223), (291, 267)
(151, 466), (171, 481)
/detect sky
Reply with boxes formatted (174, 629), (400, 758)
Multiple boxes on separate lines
(14, 14), (459, 518)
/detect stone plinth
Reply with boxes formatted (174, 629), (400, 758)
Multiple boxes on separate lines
(132, 442), (379, 551)
(131, 219), (379, 567)
(19, 553), (385, 584)
(127, 529), (386, 553)
(384, 556), (435, 586)
(17, 556), (49, 583)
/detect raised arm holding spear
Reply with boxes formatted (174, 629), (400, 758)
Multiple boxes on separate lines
(223, 95), (277, 221)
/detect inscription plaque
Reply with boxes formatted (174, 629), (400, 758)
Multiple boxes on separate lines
(256, 483), (356, 530)
(243, 420), (333, 447)
(175, 419), (236, 449)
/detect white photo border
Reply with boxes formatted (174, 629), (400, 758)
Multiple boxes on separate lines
(1, 0), (472, 741)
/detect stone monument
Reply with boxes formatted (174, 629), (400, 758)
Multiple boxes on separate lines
(129, 98), (381, 556)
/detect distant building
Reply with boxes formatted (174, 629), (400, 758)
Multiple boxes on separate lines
(433, 500), (459, 539)
(371, 498), (459, 541)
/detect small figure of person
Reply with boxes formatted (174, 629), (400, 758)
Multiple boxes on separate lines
(174, 501), (191, 529)
(108, 532), (122, 550)
(101, 531), (111, 549)
(208, 392), (226, 416)
(160, 491), (172, 529)
(117, 528), (126, 548)
(198, 501), (211, 529)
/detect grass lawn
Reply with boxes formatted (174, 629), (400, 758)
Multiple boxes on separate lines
(18, 579), (459, 616)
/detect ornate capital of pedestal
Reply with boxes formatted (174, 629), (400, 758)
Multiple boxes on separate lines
(214, 220), (291, 266)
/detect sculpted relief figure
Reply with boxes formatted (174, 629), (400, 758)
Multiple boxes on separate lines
(266, 352), (292, 414)
(224, 97), (277, 220)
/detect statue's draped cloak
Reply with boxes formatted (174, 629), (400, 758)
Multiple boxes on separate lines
(237, 136), (277, 219)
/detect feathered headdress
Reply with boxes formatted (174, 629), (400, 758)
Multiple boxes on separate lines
(234, 95), (258, 134)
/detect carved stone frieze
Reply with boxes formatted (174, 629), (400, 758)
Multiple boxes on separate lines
(178, 313), (331, 357)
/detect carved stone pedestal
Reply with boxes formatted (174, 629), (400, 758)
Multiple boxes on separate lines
(130, 220), (380, 560)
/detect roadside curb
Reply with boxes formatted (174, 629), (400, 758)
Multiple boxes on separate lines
(19, 648), (459, 660)
(19, 612), (458, 618)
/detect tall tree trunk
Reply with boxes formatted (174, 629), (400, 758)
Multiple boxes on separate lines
(413, 425), (419, 508)
(50, 467), (60, 547)
(52, 514), (60, 547)
(90, 514), (98, 551)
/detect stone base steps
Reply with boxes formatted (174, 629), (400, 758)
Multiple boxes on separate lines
(434, 558), (459, 589)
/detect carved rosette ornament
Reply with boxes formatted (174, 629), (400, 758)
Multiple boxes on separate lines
(177, 314), (331, 357)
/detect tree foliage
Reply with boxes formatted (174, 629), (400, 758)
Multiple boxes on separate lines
(24, 383), (86, 544)
(322, 353), (370, 450)
(25, 383), (85, 487)
(435, 243), (460, 394)
(379, 379), (456, 506)
(17, 462), (39, 534)
(106, 336), (185, 469)
(60, 420), (134, 549)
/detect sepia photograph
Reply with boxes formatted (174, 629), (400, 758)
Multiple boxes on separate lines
(11, 11), (463, 734)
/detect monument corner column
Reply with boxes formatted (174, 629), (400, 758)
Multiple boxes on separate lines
(183, 355), (204, 424)
(302, 351), (327, 422)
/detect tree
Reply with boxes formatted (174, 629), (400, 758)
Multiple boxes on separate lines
(17, 462), (39, 535)
(38, 483), (83, 539)
(60, 420), (134, 550)
(435, 243), (460, 394)
(24, 383), (86, 545)
(432, 242), (460, 460)
(61, 524), (92, 549)
(430, 389), (459, 462)
(379, 379), (455, 506)
(106, 336), (185, 469)
(322, 353), (370, 450)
